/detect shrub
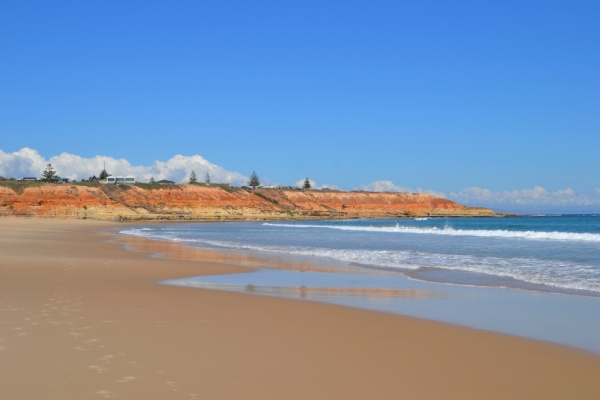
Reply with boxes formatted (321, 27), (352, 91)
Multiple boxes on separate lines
(212, 183), (235, 193)
(253, 191), (279, 204)
(0, 180), (42, 194)
(134, 183), (181, 190)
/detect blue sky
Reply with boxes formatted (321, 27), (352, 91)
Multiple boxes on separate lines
(1, 1), (599, 212)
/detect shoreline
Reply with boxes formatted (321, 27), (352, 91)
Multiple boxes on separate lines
(2, 218), (600, 398)
(117, 220), (600, 300)
(117, 223), (600, 353)
(0, 212), (511, 223)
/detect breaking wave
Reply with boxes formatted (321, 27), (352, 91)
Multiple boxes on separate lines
(262, 223), (600, 242)
(120, 227), (600, 293)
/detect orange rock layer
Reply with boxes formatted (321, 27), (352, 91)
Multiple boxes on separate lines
(0, 184), (496, 221)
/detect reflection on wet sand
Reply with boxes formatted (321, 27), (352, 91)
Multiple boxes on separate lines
(114, 233), (376, 274)
(109, 229), (600, 354)
(113, 232), (442, 302)
(175, 282), (443, 300)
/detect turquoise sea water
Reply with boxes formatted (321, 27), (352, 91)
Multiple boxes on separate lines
(121, 215), (600, 352)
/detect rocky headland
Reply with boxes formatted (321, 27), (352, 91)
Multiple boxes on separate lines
(0, 183), (497, 221)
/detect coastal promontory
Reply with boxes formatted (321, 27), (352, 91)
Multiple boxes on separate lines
(0, 183), (496, 221)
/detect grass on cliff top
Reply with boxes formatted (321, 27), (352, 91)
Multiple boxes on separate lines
(70, 181), (101, 187)
(186, 183), (239, 193)
(133, 183), (180, 190)
(210, 183), (238, 192)
(0, 180), (43, 194)
(0, 180), (105, 194)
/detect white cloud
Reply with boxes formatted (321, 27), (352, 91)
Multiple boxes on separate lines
(449, 186), (600, 207)
(294, 178), (341, 190)
(356, 181), (600, 210)
(0, 148), (248, 185)
(358, 180), (447, 198)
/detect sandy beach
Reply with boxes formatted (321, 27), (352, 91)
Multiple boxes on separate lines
(1, 218), (600, 399)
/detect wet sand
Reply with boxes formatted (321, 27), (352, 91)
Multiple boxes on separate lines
(1, 218), (600, 399)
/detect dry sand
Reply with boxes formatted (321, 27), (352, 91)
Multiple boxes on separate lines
(1, 218), (600, 399)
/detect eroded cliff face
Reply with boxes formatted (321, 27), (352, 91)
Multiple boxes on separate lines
(0, 184), (496, 221)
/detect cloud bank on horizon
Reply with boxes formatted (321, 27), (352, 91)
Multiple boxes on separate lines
(0, 148), (248, 186)
(1, 148), (599, 212)
(359, 180), (600, 211)
(448, 186), (600, 210)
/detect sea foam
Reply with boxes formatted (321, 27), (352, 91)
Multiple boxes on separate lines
(120, 227), (600, 293)
(263, 223), (600, 242)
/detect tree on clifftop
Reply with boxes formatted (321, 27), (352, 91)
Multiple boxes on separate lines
(99, 168), (110, 180)
(41, 164), (57, 182)
(248, 171), (260, 188)
(205, 173), (210, 185)
(303, 178), (312, 190)
(188, 170), (198, 184)
(149, 177), (155, 184)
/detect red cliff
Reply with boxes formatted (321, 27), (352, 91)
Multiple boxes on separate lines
(0, 183), (496, 221)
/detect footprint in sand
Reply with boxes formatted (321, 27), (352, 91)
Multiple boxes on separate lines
(97, 390), (114, 398)
(88, 365), (109, 374)
(83, 339), (99, 344)
(69, 332), (83, 338)
(74, 346), (89, 352)
(99, 355), (114, 363)
(166, 381), (178, 392)
(117, 376), (136, 383)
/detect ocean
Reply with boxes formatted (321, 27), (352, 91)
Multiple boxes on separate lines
(121, 215), (600, 297)
(120, 215), (600, 352)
